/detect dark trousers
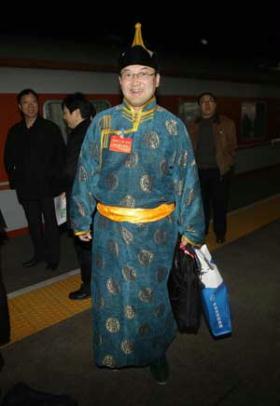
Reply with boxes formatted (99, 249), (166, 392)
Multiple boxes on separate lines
(21, 197), (60, 264)
(73, 235), (92, 289)
(198, 168), (231, 238)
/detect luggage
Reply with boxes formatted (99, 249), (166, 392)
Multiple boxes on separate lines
(168, 241), (201, 334)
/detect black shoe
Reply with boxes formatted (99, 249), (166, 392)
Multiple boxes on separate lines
(69, 285), (91, 300)
(150, 355), (169, 385)
(46, 262), (59, 271)
(22, 257), (43, 268)
(216, 235), (226, 244)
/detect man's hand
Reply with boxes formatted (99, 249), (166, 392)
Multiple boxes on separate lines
(181, 235), (191, 246)
(181, 235), (202, 248)
(78, 232), (92, 242)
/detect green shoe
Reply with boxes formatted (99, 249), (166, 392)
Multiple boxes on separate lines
(150, 356), (170, 385)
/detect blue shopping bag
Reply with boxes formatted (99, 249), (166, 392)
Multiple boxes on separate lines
(200, 283), (232, 336)
(194, 244), (232, 337)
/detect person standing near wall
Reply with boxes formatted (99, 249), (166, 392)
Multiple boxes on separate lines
(61, 93), (95, 300)
(4, 89), (66, 270)
(188, 92), (237, 243)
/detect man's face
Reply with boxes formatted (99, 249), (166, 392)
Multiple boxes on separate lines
(18, 93), (39, 120)
(63, 107), (79, 129)
(199, 95), (217, 119)
(119, 65), (160, 109)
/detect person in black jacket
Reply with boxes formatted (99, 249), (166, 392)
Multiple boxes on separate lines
(4, 89), (66, 270)
(62, 93), (95, 300)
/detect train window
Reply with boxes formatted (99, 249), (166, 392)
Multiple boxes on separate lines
(43, 99), (111, 143)
(90, 99), (111, 113)
(43, 100), (68, 142)
(178, 102), (199, 124)
(241, 102), (267, 140)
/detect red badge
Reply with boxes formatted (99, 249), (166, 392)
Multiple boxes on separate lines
(109, 135), (133, 154)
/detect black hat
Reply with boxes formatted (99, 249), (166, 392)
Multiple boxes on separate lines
(119, 23), (158, 72)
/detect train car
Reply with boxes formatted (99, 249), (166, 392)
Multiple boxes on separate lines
(1, 42), (280, 234)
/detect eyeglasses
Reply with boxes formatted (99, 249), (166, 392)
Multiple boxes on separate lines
(121, 71), (156, 81)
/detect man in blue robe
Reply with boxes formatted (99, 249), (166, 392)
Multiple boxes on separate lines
(70, 23), (205, 384)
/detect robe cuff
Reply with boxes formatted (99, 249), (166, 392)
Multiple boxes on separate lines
(74, 230), (91, 236)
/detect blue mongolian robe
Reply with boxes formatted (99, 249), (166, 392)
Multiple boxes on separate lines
(70, 97), (204, 368)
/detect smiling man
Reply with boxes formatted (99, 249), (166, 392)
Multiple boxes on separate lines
(70, 23), (204, 384)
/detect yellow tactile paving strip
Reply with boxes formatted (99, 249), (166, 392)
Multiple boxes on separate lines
(206, 194), (280, 250)
(9, 275), (91, 343)
(6, 195), (280, 344)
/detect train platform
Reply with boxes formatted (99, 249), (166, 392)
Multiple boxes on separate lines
(0, 167), (280, 405)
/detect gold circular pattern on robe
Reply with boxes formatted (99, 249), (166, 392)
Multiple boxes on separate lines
(140, 175), (152, 193)
(122, 265), (137, 281)
(138, 287), (153, 303)
(139, 323), (150, 335)
(138, 249), (154, 266)
(124, 305), (136, 319)
(120, 195), (136, 208)
(79, 165), (88, 182)
(106, 317), (120, 333)
(125, 152), (139, 168)
(121, 339), (134, 354)
(121, 227), (134, 245)
(144, 131), (160, 149)
(156, 266), (168, 282)
(154, 229), (168, 245)
(160, 160), (169, 175)
(107, 240), (119, 257)
(165, 119), (178, 136)
(106, 278), (120, 295)
(105, 173), (119, 190)
(102, 355), (116, 368)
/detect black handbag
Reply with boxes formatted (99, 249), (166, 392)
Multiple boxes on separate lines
(168, 238), (201, 334)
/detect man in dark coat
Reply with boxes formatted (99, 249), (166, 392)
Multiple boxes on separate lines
(62, 93), (95, 299)
(4, 89), (66, 270)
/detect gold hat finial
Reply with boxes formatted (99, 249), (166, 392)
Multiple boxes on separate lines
(132, 22), (147, 50)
